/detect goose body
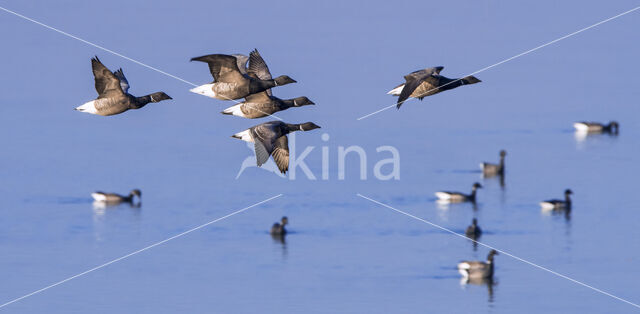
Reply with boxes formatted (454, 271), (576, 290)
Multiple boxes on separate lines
(458, 250), (498, 279)
(270, 216), (289, 235)
(389, 66), (481, 108)
(232, 121), (321, 174)
(480, 150), (506, 176)
(91, 189), (141, 204)
(435, 183), (482, 203)
(465, 218), (482, 239)
(75, 57), (172, 116)
(190, 50), (296, 101)
(573, 121), (619, 134)
(540, 189), (573, 210)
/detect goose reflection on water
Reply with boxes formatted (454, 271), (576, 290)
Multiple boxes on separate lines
(460, 276), (497, 303)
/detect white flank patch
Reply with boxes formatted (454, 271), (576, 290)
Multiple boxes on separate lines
(435, 192), (452, 200)
(387, 85), (404, 95)
(233, 130), (253, 142)
(223, 104), (246, 117)
(457, 263), (470, 277)
(189, 84), (216, 98)
(539, 202), (556, 210)
(75, 100), (98, 114)
(573, 122), (589, 132)
(91, 193), (106, 202)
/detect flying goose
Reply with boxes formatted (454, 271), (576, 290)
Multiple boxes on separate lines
(189, 52), (296, 100)
(480, 150), (506, 176)
(465, 218), (482, 239)
(458, 250), (498, 279)
(435, 183), (482, 203)
(270, 216), (289, 235)
(232, 121), (321, 174)
(573, 121), (619, 134)
(388, 66), (481, 108)
(222, 49), (315, 118)
(91, 189), (141, 204)
(540, 189), (573, 210)
(75, 57), (172, 116)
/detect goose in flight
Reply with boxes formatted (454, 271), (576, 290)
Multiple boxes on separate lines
(222, 49), (315, 118)
(388, 66), (481, 108)
(232, 121), (321, 174)
(75, 57), (172, 116)
(190, 51), (296, 100)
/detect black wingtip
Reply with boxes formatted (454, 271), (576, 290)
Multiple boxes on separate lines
(221, 111), (232, 115)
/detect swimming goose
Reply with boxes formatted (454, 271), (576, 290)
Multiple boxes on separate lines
(389, 66), (481, 108)
(232, 121), (321, 174)
(270, 216), (288, 235)
(222, 49), (315, 118)
(75, 57), (172, 116)
(189, 52), (296, 100)
(458, 250), (498, 279)
(573, 121), (619, 134)
(435, 183), (482, 203)
(91, 189), (141, 204)
(465, 218), (482, 239)
(540, 189), (573, 210)
(480, 150), (506, 176)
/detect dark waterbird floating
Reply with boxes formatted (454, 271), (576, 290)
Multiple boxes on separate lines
(458, 250), (499, 279)
(232, 121), (321, 174)
(270, 216), (289, 235)
(435, 182), (483, 203)
(388, 66), (481, 108)
(91, 189), (141, 204)
(75, 57), (172, 116)
(573, 121), (619, 134)
(480, 150), (507, 177)
(190, 52), (296, 100)
(465, 218), (482, 239)
(222, 49), (315, 118)
(540, 189), (573, 210)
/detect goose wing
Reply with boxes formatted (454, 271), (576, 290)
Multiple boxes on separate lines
(396, 72), (439, 108)
(113, 68), (130, 93)
(250, 122), (279, 166)
(405, 66), (444, 80)
(91, 56), (124, 99)
(271, 135), (290, 173)
(190, 54), (245, 83)
(247, 49), (273, 96)
(244, 91), (273, 103)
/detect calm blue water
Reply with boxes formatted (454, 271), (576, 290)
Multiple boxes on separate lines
(1, 1), (639, 313)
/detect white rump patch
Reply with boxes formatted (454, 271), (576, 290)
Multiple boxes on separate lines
(233, 130), (253, 142)
(435, 192), (452, 200)
(539, 202), (556, 210)
(189, 84), (216, 98)
(75, 100), (98, 114)
(387, 85), (404, 96)
(91, 193), (106, 202)
(223, 104), (246, 117)
(573, 122), (589, 132)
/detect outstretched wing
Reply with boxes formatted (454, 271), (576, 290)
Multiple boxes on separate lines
(91, 56), (124, 99)
(271, 136), (289, 173)
(190, 54), (244, 83)
(396, 73), (428, 109)
(404, 66), (444, 80)
(250, 123), (278, 166)
(248, 49), (273, 96)
(113, 68), (130, 93)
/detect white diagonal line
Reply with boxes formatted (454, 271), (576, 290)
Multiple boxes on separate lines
(356, 193), (640, 310)
(0, 5), (283, 121)
(0, 194), (283, 309)
(357, 6), (640, 121)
